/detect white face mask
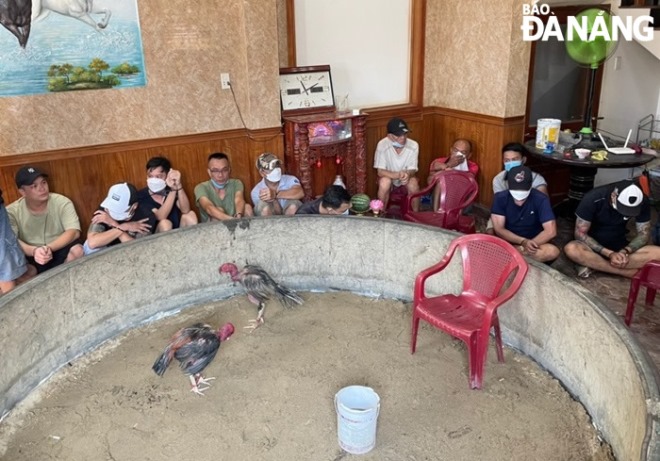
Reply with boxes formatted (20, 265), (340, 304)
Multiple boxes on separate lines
(107, 208), (133, 221)
(454, 160), (469, 171)
(510, 190), (531, 201)
(266, 167), (282, 182)
(147, 177), (167, 193)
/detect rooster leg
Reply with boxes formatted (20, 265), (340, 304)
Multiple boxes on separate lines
(243, 302), (266, 332)
(195, 373), (216, 387)
(189, 375), (210, 396)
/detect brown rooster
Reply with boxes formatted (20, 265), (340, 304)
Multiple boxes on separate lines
(219, 263), (303, 331)
(152, 322), (234, 396)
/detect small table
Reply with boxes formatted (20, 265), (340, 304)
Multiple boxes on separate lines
(525, 140), (655, 216)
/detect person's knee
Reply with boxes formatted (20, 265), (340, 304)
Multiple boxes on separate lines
(67, 244), (84, 261)
(407, 177), (419, 193)
(181, 211), (198, 227)
(156, 219), (173, 233)
(563, 241), (581, 260)
(378, 176), (392, 191)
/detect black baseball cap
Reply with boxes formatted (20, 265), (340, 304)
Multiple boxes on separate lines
(387, 118), (410, 136)
(16, 166), (48, 188)
(507, 166), (533, 191)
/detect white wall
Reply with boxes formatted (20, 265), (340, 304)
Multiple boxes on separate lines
(294, 0), (410, 110)
(595, 39), (660, 186)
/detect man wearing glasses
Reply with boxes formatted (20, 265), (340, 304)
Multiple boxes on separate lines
(194, 152), (253, 222)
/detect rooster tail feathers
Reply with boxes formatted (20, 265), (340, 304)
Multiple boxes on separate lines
(152, 347), (173, 376)
(275, 283), (304, 308)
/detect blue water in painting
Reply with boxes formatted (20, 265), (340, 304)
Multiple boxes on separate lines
(0, 8), (146, 97)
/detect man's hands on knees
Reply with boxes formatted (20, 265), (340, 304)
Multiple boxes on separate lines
(608, 250), (629, 269)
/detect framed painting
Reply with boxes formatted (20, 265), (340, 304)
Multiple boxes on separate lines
(0, 0), (146, 97)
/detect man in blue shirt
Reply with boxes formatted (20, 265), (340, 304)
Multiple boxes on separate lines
(491, 165), (559, 263)
(564, 180), (660, 278)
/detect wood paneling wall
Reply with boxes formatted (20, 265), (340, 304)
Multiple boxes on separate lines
(0, 128), (283, 236)
(0, 107), (526, 238)
(362, 107), (525, 206)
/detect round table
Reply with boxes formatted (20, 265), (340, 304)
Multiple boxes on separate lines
(525, 140), (655, 216)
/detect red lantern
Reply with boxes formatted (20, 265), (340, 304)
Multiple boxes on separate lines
(336, 156), (342, 165)
(316, 158), (322, 168)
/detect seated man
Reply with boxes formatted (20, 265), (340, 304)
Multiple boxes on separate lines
(194, 152), (253, 222)
(491, 166), (560, 263)
(84, 183), (155, 254)
(564, 180), (660, 278)
(251, 153), (303, 216)
(137, 156), (198, 233)
(374, 117), (420, 211)
(487, 142), (549, 234)
(1, 187), (34, 294)
(8, 166), (84, 274)
(296, 185), (351, 215)
(492, 142), (548, 195)
(427, 138), (478, 211)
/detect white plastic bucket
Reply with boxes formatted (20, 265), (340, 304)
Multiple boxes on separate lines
(335, 385), (381, 454)
(536, 118), (562, 149)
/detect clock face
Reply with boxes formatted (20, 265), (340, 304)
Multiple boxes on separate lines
(279, 66), (335, 114)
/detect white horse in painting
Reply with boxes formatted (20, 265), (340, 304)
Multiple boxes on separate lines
(33, 0), (110, 31)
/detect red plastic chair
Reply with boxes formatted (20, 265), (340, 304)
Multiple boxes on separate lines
(385, 185), (408, 219)
(625, 260), (660, 326)
(411, 234), (529, 389)
(403, 170), (478, 233)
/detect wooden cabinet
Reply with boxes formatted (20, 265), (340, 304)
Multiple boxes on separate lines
(283, 111), (368, 200)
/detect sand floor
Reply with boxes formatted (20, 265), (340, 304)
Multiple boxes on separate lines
(0, 292), (614, 460)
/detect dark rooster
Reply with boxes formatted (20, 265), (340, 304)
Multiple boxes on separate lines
(219, 263), (303, 331)
(0, 0), (32, 48)
(152, 322), (234, 396)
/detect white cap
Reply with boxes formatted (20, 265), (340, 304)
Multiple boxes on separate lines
(101, 183), (136, 219)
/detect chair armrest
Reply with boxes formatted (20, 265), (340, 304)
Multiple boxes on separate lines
(406, 176), (440, 210)
(413, 241), (458, 302)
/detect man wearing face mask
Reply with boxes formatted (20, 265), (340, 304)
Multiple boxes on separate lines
(84, 183), (155, 254)
(492, 142), (548, 195)
(564, 180), (660, 279)
(195, 152), (253, 222)
(136, 156), (198, 233)
(251, 153), (303, 216)
(486, 142), (549, 235)
(491, 166), (559, 263)
(374, 117), (420, 211)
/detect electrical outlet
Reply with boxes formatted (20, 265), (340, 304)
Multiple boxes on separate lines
(220, 73), (230, 89)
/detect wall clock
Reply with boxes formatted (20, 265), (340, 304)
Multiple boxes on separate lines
(279, 65), (335, 115)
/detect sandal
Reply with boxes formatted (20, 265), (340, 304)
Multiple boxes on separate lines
(576, 265), (593, 279)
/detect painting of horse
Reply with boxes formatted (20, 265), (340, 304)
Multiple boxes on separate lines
(0, 0), (145, 97)
(1, 0), (111, 48)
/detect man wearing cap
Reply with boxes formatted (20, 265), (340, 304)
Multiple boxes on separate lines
(7, 166), (84, 273)
(251, 153), (303, 216)
(564, 180), (660, 278)
(374, 117), (420, 211)
(194, 152), (253, 222)
(491, 165), (560, 263)
(84, 182), (155, 254)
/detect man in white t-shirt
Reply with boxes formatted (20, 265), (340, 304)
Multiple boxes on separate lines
(373, 117), (420, 211)
(250, 153), (304, 216)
